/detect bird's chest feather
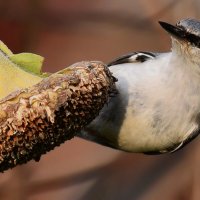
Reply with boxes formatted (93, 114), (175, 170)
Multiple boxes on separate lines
(115, 59), (200, 151)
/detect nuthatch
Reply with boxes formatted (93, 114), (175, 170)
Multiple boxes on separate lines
(77, 18), (200, 154)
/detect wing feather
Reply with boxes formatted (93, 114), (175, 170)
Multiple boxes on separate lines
(108, 51), (158, 66)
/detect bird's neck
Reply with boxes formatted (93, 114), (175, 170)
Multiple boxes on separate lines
(171, 43), (200, 79)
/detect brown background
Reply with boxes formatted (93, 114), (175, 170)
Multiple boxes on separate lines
(0, 0), (200, 199)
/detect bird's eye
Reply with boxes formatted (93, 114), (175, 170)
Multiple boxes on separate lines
(196, 41), (200, 48)
(185, 33), (200, 48)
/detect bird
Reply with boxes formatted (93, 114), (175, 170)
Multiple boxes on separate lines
(77, 18), (200, 154)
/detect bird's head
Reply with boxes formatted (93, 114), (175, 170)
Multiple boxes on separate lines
(159, 18), (200, 65)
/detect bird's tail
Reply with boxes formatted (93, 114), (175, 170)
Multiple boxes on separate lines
(76, 129), (118, 150)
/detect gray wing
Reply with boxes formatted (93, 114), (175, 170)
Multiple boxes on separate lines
(108, 51), (158, 66)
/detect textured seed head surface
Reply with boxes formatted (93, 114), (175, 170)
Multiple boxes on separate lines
(0, 61), (116, 172)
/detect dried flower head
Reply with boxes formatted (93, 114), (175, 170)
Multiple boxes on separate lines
(0, 61), (117, 172)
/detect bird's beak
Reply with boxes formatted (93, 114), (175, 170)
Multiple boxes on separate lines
(159, 21), (186, 40)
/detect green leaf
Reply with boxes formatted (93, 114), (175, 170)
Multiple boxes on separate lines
(0, 41), (13, 55)
(0, 41), (46, 99)
(9, 53), (44, 75)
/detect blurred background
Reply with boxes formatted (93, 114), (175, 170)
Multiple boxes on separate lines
(0, 0), (200, 199)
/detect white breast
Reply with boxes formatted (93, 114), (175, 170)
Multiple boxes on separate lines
(86, 52), (200, 152)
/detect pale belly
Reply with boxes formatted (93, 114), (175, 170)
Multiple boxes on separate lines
(84, 54), (200, 153)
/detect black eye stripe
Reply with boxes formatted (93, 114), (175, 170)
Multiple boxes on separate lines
(185, 33), (200, 47)
(177, 24), (200, 47)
